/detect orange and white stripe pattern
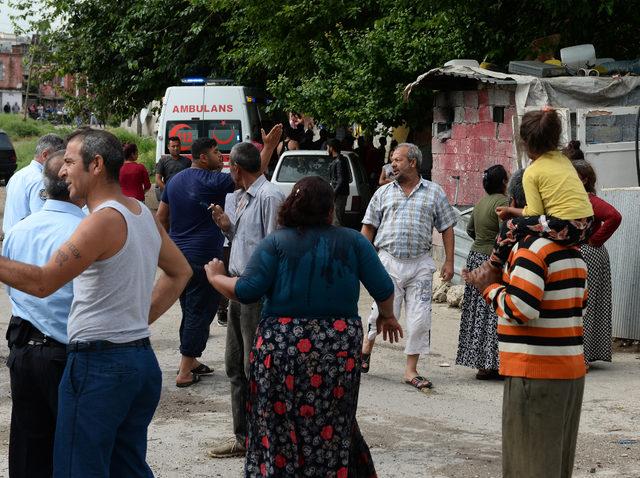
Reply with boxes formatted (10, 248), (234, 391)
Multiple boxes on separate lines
(483, 237), (587, 379)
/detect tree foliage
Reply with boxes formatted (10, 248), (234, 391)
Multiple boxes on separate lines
(10, 0), (640, 131)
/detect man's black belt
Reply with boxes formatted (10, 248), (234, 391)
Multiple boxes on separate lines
(67, 337), (151, 353)
(8, 316), (66, 349)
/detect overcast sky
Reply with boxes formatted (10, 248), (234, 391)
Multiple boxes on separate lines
(0, 0), (34, 34)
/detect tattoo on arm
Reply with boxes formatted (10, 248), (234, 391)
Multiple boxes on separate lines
(67, 242), (81, 259)
(55, 242), (81, 267)
(55, 249), (69, 267)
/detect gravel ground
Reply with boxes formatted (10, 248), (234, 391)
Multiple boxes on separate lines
(0, 185), (638, 477)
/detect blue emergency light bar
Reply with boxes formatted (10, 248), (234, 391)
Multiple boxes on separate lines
(180, 77), (207, 85)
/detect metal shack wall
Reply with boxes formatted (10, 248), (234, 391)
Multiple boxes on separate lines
(599, 187), (640, 340)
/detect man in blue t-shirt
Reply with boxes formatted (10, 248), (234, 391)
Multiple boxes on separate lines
(158, 125), (282, 387)
(157, 137), (234, 387)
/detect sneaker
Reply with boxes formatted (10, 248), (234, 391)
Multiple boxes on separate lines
(217, 310), (228, 327)
(207, 438), (246, 458)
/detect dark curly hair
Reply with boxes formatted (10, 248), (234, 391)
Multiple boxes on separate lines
(482, 164), (508, 195)
(519, 108), (561, 157)
(562, 140), (584, 160)
(278, 176), (334, 228)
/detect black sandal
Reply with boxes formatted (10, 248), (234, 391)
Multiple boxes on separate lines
(361, 353), (371, 373)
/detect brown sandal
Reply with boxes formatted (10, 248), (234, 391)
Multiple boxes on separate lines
(404, 375), (433, 390)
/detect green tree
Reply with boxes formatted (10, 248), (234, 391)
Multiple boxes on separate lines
(10, 0), (639, 131)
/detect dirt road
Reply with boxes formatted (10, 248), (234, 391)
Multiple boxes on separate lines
(0, 186), (638, 477)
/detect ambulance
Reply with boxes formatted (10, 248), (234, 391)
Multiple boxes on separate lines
(155, 79), (268, 168)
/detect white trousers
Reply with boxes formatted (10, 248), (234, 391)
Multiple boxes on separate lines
(367, 250), (436, 356)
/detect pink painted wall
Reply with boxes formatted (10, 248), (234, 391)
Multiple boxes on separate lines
(431, 87), (517, 206)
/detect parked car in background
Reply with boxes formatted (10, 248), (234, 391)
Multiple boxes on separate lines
(270, 150), (371, 228)
(0, 130), (17, 184)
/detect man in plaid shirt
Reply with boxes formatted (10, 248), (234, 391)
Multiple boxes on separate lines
(361, 143), (456, 390)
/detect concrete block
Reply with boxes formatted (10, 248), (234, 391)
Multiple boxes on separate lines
(473, 122), (498, 139)
(431, 138), (445, 154)
(464, 107), (479, 124)
(444, 139), (460, 155)
(493, 89), (511, 106)
(451, 123), (468, 140)
(454, 107), (465, 123)
(435, 92), (449, 107)
(450, 91), (464, 107)
(504, 107), (516, 125)
(478, 89), (490, 106)
(433, 107), (452, 124)
(478, 105), (492, 122)
(464, 90), (479, 108)
(498, 123), (514, 141)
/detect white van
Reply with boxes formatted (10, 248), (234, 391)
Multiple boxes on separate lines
(155, 82), (267, 167)
(270, 150), (372, 228)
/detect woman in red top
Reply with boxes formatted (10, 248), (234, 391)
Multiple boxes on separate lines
(567, 146), (622, 367)
(119, 142), (151, 201)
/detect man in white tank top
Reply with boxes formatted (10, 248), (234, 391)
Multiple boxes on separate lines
(0, 129), (193, 477)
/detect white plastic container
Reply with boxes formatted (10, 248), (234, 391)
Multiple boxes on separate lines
(560, 44), (596, 68)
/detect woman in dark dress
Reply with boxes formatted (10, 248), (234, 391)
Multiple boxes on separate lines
(455, 165), (508, 379)
(205, 176), (402, 477)
(570, 156), (622, 366)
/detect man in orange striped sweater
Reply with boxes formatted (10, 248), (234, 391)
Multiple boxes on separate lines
(464, 169), (588, 478)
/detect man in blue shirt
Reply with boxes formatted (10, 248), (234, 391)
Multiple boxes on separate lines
(2, 134), (66, 236)
(157, 137), (234, 387)
(157, 127), (282, 388)
(2, 150), (85, 478)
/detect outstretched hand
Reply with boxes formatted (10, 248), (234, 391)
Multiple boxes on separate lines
(262, 123), (283, 150)
(376, 314), (403, 343)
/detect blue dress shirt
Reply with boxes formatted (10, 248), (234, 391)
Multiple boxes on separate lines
(2, 199), (85, 343)
(2, 160), (46, 234)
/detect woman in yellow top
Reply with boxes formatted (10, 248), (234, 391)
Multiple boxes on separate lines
(488, 108), (594, 268)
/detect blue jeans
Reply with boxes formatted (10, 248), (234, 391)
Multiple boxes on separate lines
(179, 262), (220, 357)
(53, 343), (161, 478)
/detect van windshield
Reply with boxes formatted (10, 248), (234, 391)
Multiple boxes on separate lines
(165, 120), (242, 155)
(276, 154), (353, 183)
(276, 155), (331, 183)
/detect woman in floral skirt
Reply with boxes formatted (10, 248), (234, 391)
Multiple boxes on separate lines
(206, 176), (402, 477)
(455, 165), (509, 379)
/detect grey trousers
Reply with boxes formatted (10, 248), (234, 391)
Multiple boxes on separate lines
(502, 376), (585, 478)
(333, 194), (348, 226)
(225, 300), (261, 443)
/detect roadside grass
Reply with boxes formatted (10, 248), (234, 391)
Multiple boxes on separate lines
(1, 114), (156, 175)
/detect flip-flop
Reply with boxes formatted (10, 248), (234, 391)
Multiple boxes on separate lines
(175, 364), (215, 376)
(191, 363), (214, 375)
(361, 353), (371, 374)
(176, 372), (201, 388)
(404, 375), (433, 390)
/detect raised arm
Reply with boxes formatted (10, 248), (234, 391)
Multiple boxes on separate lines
(260, 124), (283, 174)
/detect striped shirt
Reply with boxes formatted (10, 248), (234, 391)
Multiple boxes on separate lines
(483, 237), (587, 379)
(362, 178), (457, 259)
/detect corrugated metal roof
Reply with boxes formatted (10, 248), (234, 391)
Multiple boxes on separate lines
(404, 66), (519, 99)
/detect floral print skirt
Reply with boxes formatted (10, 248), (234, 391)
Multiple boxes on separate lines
(245, 316), (376, 478)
